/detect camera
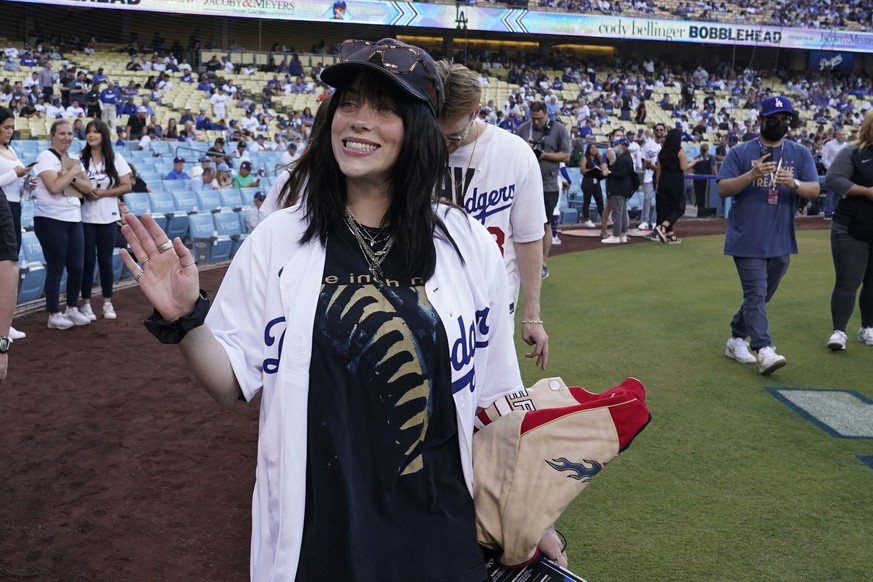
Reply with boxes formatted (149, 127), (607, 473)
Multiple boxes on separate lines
(531, 139), (545, 159)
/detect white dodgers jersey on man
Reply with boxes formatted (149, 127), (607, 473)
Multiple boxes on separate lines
(441, 123), (546, 311)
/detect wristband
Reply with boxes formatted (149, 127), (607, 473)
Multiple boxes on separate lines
(521, 319), (544, 325)
(144, 290), (210, 344)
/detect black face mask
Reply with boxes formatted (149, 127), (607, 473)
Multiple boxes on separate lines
(761, 117), (791, 141)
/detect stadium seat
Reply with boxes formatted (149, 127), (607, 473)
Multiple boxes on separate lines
(186, 213), (232, 264)
(196, 189), (223, 213)
(172, 190), (200, 215)
(20, 200), (35, 230)
(21, 230), (45, 265)
(213, 209), (247, 258)
(17, 254), (46, 304)
(219, 188), (245, 210)
(123, 192), (153, 217)
(150, 190), (188, 241)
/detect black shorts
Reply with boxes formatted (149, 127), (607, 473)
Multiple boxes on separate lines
(0, 196), (18, 262)
(543, 190), (559, 222)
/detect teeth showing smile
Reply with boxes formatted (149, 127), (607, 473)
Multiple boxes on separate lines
(345, 140), (377, 152)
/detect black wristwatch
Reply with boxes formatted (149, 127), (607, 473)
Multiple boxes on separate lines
(0, 336), (12, 353)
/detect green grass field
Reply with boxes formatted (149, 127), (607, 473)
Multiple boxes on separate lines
(521, 230), (873, 582)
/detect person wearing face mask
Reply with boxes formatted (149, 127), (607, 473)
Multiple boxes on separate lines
(717, 96), (821, 375)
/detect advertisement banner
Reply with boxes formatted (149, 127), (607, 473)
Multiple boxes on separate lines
(6, 0), (873, 54)
(808, 50), (855, 72)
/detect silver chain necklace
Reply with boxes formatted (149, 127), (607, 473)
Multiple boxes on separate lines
(343, 208), (395, 283)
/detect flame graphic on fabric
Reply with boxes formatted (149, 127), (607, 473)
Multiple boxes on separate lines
(323, 285), (430, 476)
(545, 457), (603, 481)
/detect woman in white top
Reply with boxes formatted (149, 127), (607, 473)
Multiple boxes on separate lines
(78, 119), (132, 321)
(0, 106), (31, 340)
(32, 119), (92, 329)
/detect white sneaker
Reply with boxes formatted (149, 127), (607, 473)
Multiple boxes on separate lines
(827, 330), (847, 351)
(9, 326), (26, 340)
(79, 303), (98, 322)
(551, 236), (562, 245)
(601, 235), (622, 244)
(620, 234), (628, 243)
(103, 303), (117, 320)
(757, 346), (787, 375)
(858, 327), (873, 345)
(725, 337), (757, 364)
(64, 306), (92, 326)
(47, 312), (75, 330)
(638, 222), (649, 230)
(581, 220), (596, 228)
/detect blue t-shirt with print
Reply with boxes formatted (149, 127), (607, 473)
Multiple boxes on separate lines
(718, 138), (817, 258)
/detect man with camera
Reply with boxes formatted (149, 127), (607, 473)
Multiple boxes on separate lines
(516, 101), (571, 279)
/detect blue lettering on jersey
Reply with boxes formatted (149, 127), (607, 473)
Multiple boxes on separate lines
(450, 308), (492, 394)
(464, 184), (516, 223)
(263, 316), (286, 374)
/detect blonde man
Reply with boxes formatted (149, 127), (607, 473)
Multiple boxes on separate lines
(435, 60), (549, 369)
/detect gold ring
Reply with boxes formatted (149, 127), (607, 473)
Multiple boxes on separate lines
(157, 240), (174, 253)
(134, 270), (145, 282)
(181, 260), (196, 268)
(141, 257), (150, 267)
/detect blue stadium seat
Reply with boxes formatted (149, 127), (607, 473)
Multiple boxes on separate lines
(150, 190), (188, 241)
(17, 261), (46, 304)
(213, 209), (247, 258)
(219, 189), (244, 210)
(186, 213), (232, 263)
(21, 230), (45, 264)
(196, 189), (223, 213)
(172, 190), (200, 215)
(123, 192), (152, 216)
(238, 187), (262, 207)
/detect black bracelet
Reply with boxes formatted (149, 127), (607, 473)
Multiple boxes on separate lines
(144, 290), (210, 344)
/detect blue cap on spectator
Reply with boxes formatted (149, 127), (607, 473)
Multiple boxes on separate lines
(612, 137), (629, 147)
(760, 96), (795, 118)
(240, 161), (253, 171)
(173, 156), (185, 163)
(217, 163), (231, 172)
(199, 156), (211, 163)
(253, 190), (266, 201)
(728, 134), (739, 143)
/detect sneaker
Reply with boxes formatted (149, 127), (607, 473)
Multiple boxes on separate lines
(601, 235), (622, 244)
(8, 326), (26, 340)
(828, 330), (847, 351)
(103, 303), (117, 320)
(757, 346), (787, 375)
(79, 303), (98, 322)
(47, 312), (75, 330)
(620, 235), (628, 243)
(725, 337), (757, 364)
(542, 266), (549, 280)
(646, 232), (660, 242)
(654, 224), (668, 243)
(581, 220), (596, 228)
(858, 327), (873, 345)
(551, 236), (562, 245)
(638, 222), (649, 230)
(64, 306), (92, 326)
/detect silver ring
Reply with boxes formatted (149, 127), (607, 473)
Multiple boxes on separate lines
(134, 270), (145, 282)
(157, 240), (173, 253)
(181, 260), (196, 268)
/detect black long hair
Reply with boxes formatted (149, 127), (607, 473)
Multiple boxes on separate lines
(80, 119), (120, 187)
(296, 70), (459, 280)
(0, 106), (13, 126)
(277, 94), (332, 209)
(659, 128), (683, 161)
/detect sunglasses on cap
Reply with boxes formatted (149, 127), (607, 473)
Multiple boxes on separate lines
(336, 39), (442, 115)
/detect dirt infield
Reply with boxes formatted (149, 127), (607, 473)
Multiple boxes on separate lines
(1, 216), (830, 581)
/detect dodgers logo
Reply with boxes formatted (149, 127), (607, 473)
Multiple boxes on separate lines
(450, 308), (491, 394)
(465, 184), (516, 223)
(545, 457), (603, 482)
(262, 316), (286, 374)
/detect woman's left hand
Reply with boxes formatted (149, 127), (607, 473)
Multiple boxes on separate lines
(537, 528), (568, 568)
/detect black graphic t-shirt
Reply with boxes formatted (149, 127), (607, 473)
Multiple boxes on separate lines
(296, 221), (486, 582)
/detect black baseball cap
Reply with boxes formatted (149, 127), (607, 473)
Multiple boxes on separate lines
(320, 38), (443, 118)
(240, 161), (253, 170)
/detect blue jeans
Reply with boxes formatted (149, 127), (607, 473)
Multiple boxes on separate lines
(33, 216), (84, 313)
(640, 181), (656, 225)
(830, 230), (873, 331)
(730, 255), (790, 351)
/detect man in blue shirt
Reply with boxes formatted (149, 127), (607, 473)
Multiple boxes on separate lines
(717, 96), (821, 375)
(99, 79), (120, 129)
(165, 157), (190, 181)
(179, 105), (195, 125)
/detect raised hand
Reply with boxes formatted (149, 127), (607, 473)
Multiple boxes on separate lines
(119, 213), (201, 321)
